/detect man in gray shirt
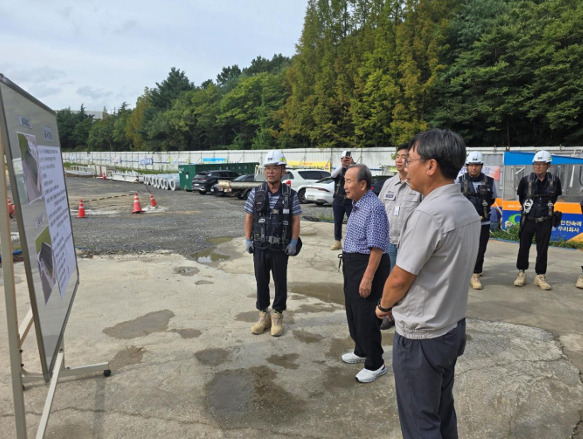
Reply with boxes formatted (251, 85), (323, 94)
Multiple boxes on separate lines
(378, 142), (422, 329)
(375, 129), (480, 439)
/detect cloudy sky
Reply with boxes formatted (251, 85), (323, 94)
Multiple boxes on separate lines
(0, 0), (307, 112)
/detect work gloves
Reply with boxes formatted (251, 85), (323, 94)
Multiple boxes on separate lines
(245, 239), (254, 254)
(285, 239), (298, 256)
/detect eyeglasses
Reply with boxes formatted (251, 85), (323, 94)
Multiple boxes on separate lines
(533, 162), (548, 167)
(404, 157), (423, 167)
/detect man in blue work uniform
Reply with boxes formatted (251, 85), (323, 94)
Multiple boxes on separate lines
(244, 150), (302, 336)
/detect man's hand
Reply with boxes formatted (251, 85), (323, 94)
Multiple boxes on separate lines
(245, 239), (254, 254)
(285, 238), (298, 256)
(375, 306), (393, 320)
(359, 276), (372, 298)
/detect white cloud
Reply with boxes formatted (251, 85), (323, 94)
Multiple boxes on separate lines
(0, 0), (306, 111)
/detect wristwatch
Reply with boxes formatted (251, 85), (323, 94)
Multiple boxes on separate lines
(377, 299), (392, 313)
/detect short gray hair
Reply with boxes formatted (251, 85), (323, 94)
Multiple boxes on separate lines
(348, 164), (372, 189)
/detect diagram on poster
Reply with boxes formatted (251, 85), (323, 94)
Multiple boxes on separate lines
(37, 145), (76, 299)
(17, 132), (42, 202)
(34, 227), (56, 304)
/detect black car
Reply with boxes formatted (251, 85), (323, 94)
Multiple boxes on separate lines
(230, 174), (257, 199)
(370, 175), (392, 196)
(191, 170), (239, 194)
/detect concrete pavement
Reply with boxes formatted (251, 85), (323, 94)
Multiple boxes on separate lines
(1, 221), (582, 438)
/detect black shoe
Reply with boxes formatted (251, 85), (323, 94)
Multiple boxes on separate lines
(380, 316), (395, 330)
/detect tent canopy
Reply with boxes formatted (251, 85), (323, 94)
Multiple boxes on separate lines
(504, 151), (583, 165)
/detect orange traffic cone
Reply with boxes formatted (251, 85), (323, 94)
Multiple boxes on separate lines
(7, 197), (15, 218)
(77, 200), (87, 218)
(132, 193), (143, 214)
(149, 193), (158, 208)
(102, 172), (107, 180)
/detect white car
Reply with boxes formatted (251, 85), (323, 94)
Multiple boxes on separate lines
(282, 168), (331, 203)
(304, 177), (335, 205)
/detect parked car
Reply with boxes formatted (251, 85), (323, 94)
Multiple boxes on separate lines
(304, 177), (334, 205)
(282, 169), (331, 203)
(370, 175), (392, 196)
(191, 170), (239, 194)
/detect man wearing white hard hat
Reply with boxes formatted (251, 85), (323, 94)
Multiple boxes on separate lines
(244, 150), (302, 336)
(330, 150), (355, 250)
(514, 150), (562, 290)
(457, 151), (497, 290)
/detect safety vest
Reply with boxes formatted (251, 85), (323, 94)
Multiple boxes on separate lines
(461, 173), (495, 221)
(252, 182), (295, 251)
(524, 172), (557, 219)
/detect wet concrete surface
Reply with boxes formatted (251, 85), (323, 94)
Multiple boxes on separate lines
(0, 177), (582, 438)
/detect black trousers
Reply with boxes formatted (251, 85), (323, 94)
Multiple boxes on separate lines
(333, 199), (353, 241)
(393, 319), (466, 439)
(253, 248), (289, 312)
(473, 224), (490, 274)
(342, 252), (390, 371)
(516, 218), (552, 274)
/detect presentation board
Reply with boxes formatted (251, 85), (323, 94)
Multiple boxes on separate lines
(0, 74), (79, 380)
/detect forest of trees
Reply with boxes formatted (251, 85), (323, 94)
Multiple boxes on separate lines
(57, 0), (583, 152)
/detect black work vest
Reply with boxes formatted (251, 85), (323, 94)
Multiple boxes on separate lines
(252, 183), (294, 252)
(525, 173), (558, 218)
(461, 173), (495, 221)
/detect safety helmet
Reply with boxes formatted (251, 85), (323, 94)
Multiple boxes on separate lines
(532, 150), (552, 164)
(341, 150), (352, 159)
(264, 150), (287, 166)
(465, 151), (483, 165)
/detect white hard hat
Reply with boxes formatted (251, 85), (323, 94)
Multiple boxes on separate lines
(532, 150), (552, 164)
(264, 150), (287, 166)
(341, 150), (351, 159)
(465, 151), (483, 165)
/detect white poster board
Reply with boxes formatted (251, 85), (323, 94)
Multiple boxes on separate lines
(0, 74), (79, 380)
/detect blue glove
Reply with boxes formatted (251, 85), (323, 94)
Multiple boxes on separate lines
(285, 239), (298, 256)
(245, 239), (254, 254)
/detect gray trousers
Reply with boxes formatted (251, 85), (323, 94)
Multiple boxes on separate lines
(393, 319), (466, 439)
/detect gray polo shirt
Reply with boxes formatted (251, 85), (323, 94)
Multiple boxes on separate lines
(378, 175), (422, 246)
(393, 184), (480, 339)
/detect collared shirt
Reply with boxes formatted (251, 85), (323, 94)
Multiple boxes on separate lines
(378, 174), (422, 245)
(244, 184), (302, 215)
(393, 184), (480, 339)
(343, 190), (389, 254)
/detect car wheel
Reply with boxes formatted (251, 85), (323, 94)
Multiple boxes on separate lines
(298, 188), (306, 204)
(198, 189), (207, 195)
(315, 201), (325, 206)
(241, 189), (251, 200)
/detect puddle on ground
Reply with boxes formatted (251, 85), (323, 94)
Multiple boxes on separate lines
(206, 366), (304, 428)
(195, 280), (213, 285)
(207, 236), (233, 245)
(110, 346), (145, 369)
(327, 338), (354, 361)
(288, 282), (344, 305)
(323, 365), (355, 390)
(174, 266), (199, 276)
(296, 303), (340, 313)
(266, 353), (300, 370)
(170, 328), (202, 339)
(190, 248), (230, 265)
(195, 348), (230, 366)
(103, 310), (175, 339)
(292, 329), (324, 344)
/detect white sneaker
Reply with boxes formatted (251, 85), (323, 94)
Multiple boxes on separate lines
(341, 351), (366, 364)
(355, 364), (387, 383)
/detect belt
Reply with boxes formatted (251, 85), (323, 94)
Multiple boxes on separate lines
(526, 215), (551, 223)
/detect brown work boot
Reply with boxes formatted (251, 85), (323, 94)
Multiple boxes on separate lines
(534, 274), (552, 290)
(271, 312), (284, 337)
(513, 271), (526, 287)
(330, 240), (342, 250)
(251, 311), (271, 334)
(470, 273), (483, 290)
(576, 275), (583, 289)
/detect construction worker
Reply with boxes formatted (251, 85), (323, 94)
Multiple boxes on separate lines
(244, 150), (302, 336)
(457, 151), (497, 290)
(514, 150), (562, 290)
(330, 151), (355, 250)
